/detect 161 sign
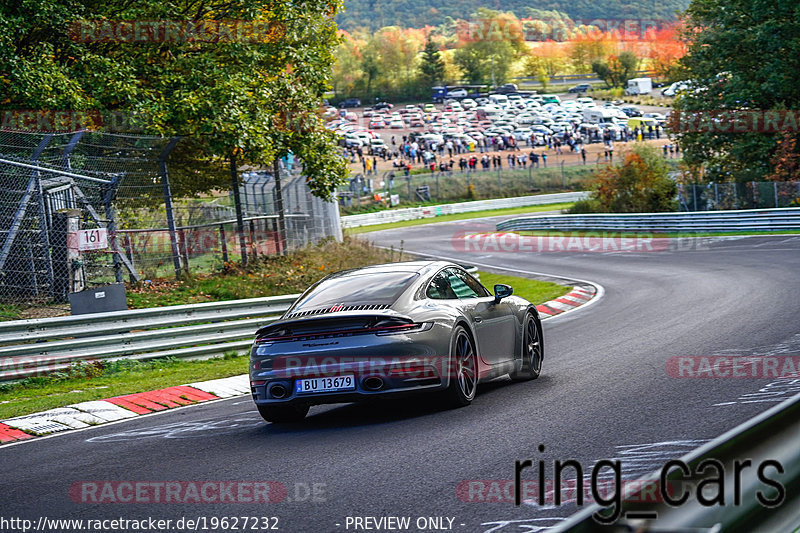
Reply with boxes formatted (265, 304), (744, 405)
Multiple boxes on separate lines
(76, 228), (109, 251)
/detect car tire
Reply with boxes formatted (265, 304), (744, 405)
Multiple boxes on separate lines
(511, 313), (543, 381)
(443, 326), (477, 408)
(257, 404), (309, 423)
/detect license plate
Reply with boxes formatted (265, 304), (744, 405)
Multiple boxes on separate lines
(296, 374), (355, 394)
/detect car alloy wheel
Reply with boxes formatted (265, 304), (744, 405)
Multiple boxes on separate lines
(512, 314), (542, 381)
(444, 326), (477, 407)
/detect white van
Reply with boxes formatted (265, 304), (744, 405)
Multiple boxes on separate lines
(488, 94), (509, 108)
(582, 108), (619, 124)
(625, 77), (653, 95)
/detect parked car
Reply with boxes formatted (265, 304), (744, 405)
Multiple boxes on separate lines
(620, 105), (643, 117)
(370, 138), (389, 155)
(644, 112), (667, 124)
(339, 98), (361, 108)
(342, 133), (364, 148)
(662, 81), (691, 97)
(568, 84), (593, 93)
(494, 83), (519, 94)
(373, 101), (393, 110)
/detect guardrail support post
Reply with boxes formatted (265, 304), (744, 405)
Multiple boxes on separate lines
(273, 159), (287, 256)
(159, 137), (183, 279)
(219, 224), (229, 263)
(230, 152), (248, 266)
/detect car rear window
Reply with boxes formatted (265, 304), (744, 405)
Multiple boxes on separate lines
(291, 271), (419, 311)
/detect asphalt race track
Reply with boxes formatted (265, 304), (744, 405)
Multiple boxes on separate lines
(3, 217), (800, 533)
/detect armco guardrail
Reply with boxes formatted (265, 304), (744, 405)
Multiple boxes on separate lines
(497, 207), (800, 233)
(551, 391), (800, 531)
(0, 295), (299, 381)
(342, 192), (587, 228)
(0, 268), (482, 381)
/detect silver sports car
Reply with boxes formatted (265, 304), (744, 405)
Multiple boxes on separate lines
(249, 260), (544, 422)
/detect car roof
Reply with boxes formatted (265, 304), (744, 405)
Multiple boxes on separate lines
(333, 260), (455, 278)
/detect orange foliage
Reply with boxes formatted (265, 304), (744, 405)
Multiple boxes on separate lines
(642, 24), (687, 78)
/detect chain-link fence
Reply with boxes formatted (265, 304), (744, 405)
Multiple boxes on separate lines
(340, 164), (593, 208)
(679, 181), (800, 211)
(0, 130), (341, 316)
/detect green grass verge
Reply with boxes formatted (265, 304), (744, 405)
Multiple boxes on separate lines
(476, 271), (570, 305)
(0, 271), (570, 420)
(0, 354), (249, 420)
(126, 236), (399, 309)
(345, 202), (574, 234)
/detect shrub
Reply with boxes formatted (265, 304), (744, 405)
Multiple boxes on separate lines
(568, 144), (677, 213)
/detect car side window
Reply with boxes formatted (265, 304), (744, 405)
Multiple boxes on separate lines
(426, 272), (458, 300)
(461, 271), (491, 297)
(445, 268), (487, 299)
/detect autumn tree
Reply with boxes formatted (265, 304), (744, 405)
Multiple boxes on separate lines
(526, 40), (568, 80)
(453, 9), (525, 87)
(332, 31), (366, 97)
(0, 0), (348, 199)
(568, 31), (617, 73)
(767, 132), (800, 182)
(673, 0), (800, 183)
(644, 25), (687, 81)
(592, 51), (640, 87)
(570, 144), (677, 213)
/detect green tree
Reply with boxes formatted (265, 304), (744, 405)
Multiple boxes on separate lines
(570, 144), (677, 213)
(0, 0), (347, 200)
(673, 0), (800, 183)
(591, 51), (639, 87)
(361, 46), (380, 96)
(452, 45), (483, 84)
(453, 9), (524, 87)
(419, 37), (446, 86)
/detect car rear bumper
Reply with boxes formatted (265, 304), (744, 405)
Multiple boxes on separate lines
(249, 330), (454, 406)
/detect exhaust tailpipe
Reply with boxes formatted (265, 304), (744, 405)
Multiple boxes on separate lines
(363, 376), (384, 391)
(269, 383), (288, 399)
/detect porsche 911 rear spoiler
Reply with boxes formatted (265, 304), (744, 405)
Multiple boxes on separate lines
(254, 311), (421, 343)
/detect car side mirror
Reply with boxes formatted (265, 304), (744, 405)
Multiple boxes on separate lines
(493, 284), (513, 303)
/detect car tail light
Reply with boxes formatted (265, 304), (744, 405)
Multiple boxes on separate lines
(255, 320), (430, 343)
